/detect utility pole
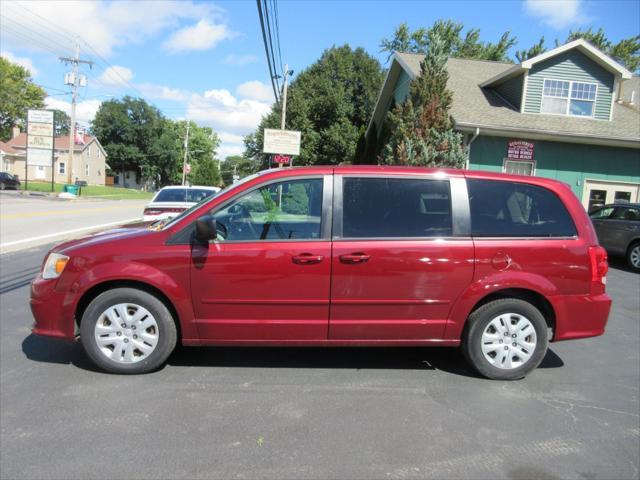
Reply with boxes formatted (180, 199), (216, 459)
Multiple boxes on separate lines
(278, 64), (293, 168)
(181, 121), (190, 186)
(60, 39), (92, 185)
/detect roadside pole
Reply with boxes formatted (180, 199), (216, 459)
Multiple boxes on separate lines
(60, 39), (93, 186)
(278, 64), (291, 169)
(181, 121), (190, 186)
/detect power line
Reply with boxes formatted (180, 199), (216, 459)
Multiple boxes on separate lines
(263, 0), (280, 93)
(256, 0), (279, 102)
(270, 0), (284, 77)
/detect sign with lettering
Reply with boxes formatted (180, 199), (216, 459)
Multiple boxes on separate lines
(507, 140), (535, 161)
(263, 129), (301, 156)
(28, 122), (54, 136)
(27, 109), (54, 167)
(272, 154), (291, 165)
(28, 110), (54, 124)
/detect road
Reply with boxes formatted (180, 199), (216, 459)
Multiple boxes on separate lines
(0, 244), (638, 480)
(0, 191), (147, 254)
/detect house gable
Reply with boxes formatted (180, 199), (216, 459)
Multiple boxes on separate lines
(523, 49), (615, 120)
(493, 73), (525, 110)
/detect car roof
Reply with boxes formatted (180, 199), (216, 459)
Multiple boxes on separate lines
(599, 203), (640, 208)
(158, 185), (219, 190)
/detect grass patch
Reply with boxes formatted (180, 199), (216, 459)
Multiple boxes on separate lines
(21, 181), (153, 200)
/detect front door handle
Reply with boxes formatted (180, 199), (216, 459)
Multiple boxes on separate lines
(339, 252), (371, 264)
(292, 253), (324, 265)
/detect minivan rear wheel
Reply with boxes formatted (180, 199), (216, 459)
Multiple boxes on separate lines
(463, 298), (548, 380)
(80, 288), (177, 374)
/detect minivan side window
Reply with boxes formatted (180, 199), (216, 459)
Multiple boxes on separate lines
(341, 177), (452, 238)
(467, 179), (577, 237)
(211, 178), (323, 241)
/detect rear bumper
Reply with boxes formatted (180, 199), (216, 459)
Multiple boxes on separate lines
(550, 293), (612, 341)
(30, 275), (76, 341)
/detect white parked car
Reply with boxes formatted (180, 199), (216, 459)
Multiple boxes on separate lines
(143, 185), (220, 222)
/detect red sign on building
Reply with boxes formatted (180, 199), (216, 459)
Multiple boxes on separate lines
(507, 140), (535, 161)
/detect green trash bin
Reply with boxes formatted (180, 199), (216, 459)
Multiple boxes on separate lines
(63, 184), (79, 195)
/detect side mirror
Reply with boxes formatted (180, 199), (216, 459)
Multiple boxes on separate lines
(195, 215), (217, 243)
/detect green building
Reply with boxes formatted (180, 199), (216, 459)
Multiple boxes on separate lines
(368, 39), (640, 211)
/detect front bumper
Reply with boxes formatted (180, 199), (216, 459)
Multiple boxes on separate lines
(30, 275), (76, 341)
(551, 293), (612, 341)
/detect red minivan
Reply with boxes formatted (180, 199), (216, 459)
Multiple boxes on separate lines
(30, 167), (611, 379)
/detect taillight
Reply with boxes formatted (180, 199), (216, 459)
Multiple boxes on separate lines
(589, 246), (608, 284)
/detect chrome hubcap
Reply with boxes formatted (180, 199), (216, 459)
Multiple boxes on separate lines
(481, 313), (537, 370)
(94, 303), (159, 364)
(630, 245), (640, 268)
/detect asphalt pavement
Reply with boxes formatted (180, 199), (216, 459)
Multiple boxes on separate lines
(0, 244), (638, 480)
(0, 191), (147, 254)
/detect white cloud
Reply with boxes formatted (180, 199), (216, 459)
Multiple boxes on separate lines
(45, 97), (102, 125)
(236, 81), (274, 102)
(0, 1), (226, 57)
(99, 65), (133, 85)
(218, 144), (245, 160)
(137, 83), (190, 102)
(523, 0), (589, 29)
(187, 89), (271, 133)
(163, 19), (233, 53)
(1, 51), (38, 76)
(218, 132), (245, 145)
(223, 54), (259, 66)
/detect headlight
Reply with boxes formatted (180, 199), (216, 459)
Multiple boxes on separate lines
(42, 253), (70, 280)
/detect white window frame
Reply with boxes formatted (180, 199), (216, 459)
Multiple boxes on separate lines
(503, 158), (536, 176)
(58, 161), (65, 174)
(541, 78), (598, 118)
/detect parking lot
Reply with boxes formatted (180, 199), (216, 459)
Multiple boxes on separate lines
(0, 242), (638, 480)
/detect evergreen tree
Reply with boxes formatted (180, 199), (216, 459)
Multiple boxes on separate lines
(380, 33), (466, 168)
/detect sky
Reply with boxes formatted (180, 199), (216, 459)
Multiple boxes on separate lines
(1, 0), (639, 160)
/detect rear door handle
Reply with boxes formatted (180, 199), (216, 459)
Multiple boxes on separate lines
(339, 252), (371, 264)
(292, 253), (324, 265)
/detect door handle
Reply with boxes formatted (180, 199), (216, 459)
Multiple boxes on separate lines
(339, 252), (371, 264)
(292, 253), (324, 265)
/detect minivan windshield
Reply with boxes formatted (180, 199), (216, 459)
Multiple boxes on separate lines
(160, 173), (262, 230)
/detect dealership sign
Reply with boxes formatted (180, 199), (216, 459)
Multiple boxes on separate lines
(27, 109), (54, 167)
(507, 140), (535, 161)
(263, 129), (301, 156)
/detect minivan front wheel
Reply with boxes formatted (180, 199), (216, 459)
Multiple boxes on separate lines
(80, 288), (177, 374)
(463, 299), (548, 380)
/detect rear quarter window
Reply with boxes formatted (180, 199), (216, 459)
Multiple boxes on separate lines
(467, 179), (577, 237)
(154, 189), (186, 202)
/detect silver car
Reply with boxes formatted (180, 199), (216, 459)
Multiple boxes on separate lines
(590, 203), (640, 271)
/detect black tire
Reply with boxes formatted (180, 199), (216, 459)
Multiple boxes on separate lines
(462, 298), (548, 380)
(80, 288), (177, 374)
(626, 241), (640, 272)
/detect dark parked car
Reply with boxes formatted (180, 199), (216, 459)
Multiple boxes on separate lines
(590, 203), (640, 271)
(30, 167), (611, 380)
(0, 172), (20, 190)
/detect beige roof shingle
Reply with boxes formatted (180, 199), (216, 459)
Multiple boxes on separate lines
(395, 52), (640, 146)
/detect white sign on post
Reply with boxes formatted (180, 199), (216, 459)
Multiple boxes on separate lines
(263, 129), (301, 156)
(27, 148), (53, 166)
(28, 110), (54, 124)
(27, 109), (55, 168)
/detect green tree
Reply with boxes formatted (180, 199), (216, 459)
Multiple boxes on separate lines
(244, 45), (384, 167)
(380, 20), (517, 62)
(220, 155), (259, 185)
(92, 96), (165, 186)
(516, 37), (546, 62)
(380, 32), (466, 168)
(52, 109), (70, 136)
(562, 28), (639, 72)
(0, 57), (46, 141)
